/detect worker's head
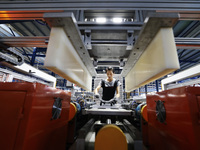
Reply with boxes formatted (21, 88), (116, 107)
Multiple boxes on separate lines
(106, 67), (114, 80)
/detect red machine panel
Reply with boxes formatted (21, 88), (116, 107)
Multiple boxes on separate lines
(0, 82), (71, 150)
(146, 86), (200, 150)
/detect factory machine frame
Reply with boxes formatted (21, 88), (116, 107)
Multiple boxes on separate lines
(1, 1), (200, 150)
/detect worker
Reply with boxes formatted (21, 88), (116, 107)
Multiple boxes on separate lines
(94, 67), (120, 102)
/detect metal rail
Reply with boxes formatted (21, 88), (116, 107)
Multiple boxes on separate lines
(0, 36), (48, 48)
(0, 1), (200, 11)
(1, 36), (200, 49)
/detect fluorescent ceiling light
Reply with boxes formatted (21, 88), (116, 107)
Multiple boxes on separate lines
(96, 18), (106, 23)
(113, 18), (123, 23)
(14, 63), (57, 87)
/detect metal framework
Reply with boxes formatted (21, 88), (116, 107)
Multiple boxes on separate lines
(0, 36), (48, 47)
(0, 0), (200, 91)
(0, 1), (200, 11)
(1, 36), (199, 49)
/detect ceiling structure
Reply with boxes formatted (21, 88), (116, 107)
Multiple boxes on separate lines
(0, 0), (200, 90)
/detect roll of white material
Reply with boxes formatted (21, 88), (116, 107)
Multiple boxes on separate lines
(125, 27), (180, 92)
(44, 27), (92, 91)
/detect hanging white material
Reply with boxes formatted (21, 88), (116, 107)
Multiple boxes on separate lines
(44, 27), (92, 91)
(125, 28), (180, 92)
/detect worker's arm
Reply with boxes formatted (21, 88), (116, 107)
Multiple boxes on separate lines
(115, 86), (120, 98)
(94, 85), (101, 94)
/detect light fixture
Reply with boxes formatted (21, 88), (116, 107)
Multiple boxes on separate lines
(113, 18), (123, 23)
(96, 18), (106, 23)
(14, 63), (57, 87)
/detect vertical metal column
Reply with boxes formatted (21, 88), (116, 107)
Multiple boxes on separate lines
(51, 72), (55, 76)
(156, 80), (159, 92)
(63, 79), (67, 89)
(145, 85), (147, 94)
(133, 90), (136, 96)
(30, 48), (37, 66)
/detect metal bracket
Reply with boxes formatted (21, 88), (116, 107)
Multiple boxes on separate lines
(84, 30), (92, 50)
(93, 58), (98, 67)
(126, 30), (134, 50)
(120, 59), (125, 67)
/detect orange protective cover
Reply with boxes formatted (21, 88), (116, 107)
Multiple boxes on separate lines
(0, 82), (71, 150)
(146, 86), (200, 150)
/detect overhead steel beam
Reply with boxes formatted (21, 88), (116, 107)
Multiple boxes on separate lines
(179, 13), (200, 20)
(44, 12), (96, 77)
(175, 37), (200, 49)
(0, 36), (200, 49)
(97, 61), (120, 67)
(0, 36), (48, 48)
(79, 26), (142, 31)
(78, 21), (143, 31)
(91, 40), (127, 44)
(0, 1), (200, 11)
(78, 22), (144, 25)
(96, 58), (127, 61)
(91, 38), (200, 49)
(92, 38), (200, 49)
(156, 10), (200, 20)
(176, 45), (200, 49)
(0, 10), (63, 21)
(121, 13), (179, 77)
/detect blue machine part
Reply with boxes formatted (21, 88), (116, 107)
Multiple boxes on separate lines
(73, 102), (81, 113)
(129, 101), (138, 110)
(135, 102), (146, 119)
(79, 100), (85, 108)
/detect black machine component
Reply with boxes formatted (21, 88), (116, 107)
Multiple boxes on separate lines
(51, 97), (62, 120)
(121, 101), (138, 110)
(73, 91), (96, 109)
(99, 98), (117, 106)
(69, 118), (144, 150)
(155, 100), (166, 123)
(0, 48), (24, 65)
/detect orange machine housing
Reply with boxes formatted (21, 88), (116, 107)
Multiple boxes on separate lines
(0, 82), (71, 150)
(146, 86), (200, 150)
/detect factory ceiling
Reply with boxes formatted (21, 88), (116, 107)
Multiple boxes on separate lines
(0, 0), (200, 78)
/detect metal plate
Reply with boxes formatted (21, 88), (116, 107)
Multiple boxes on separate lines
(155, 100), (166, 123)
(51, 97), (62, 120)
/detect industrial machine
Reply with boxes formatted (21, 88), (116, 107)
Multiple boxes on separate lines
(145, 86), (200, 150)
(3, 82), (200, 150)
(0, 82), (71, 150)
(1, 2), (200, 150)
(68, 97), (146, 150)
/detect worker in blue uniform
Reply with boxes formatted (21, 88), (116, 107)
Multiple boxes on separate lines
(94, 67), (120, 103)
